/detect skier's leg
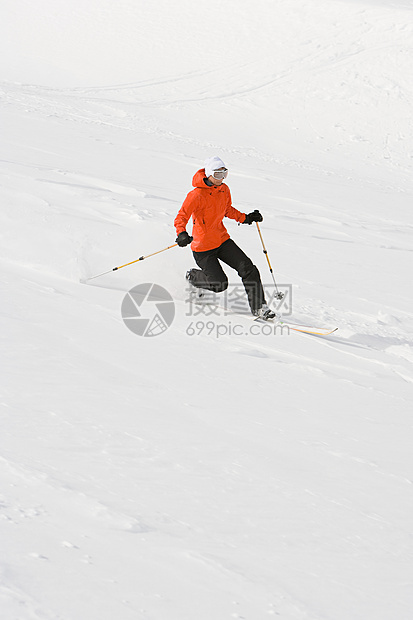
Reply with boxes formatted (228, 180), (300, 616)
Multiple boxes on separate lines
(190, 248), (228, 293)
(217, 239), (265, 312)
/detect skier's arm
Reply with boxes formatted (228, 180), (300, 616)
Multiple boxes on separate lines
(174, 194), (195, 235)
(224, 189), (247, 223)
(225, 205), (247, 223)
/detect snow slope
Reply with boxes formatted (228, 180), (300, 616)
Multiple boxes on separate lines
(1, 1), (413, 619)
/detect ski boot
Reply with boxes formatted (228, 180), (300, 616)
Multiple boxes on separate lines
(186, 269), (205, 301)
(253, 304), (277, 321)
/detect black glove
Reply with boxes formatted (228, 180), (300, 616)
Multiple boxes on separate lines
(243, 210), (263, 225)
(176, 231), (193, 247)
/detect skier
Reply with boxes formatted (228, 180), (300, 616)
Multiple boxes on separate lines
(174, 156), (275, 320)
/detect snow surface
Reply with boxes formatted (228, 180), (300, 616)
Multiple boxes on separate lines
(1, 1), (413, 618)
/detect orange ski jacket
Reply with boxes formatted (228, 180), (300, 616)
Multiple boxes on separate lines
(174, 169), (246, 252)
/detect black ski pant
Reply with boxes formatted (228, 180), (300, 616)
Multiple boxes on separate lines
(190, 238), (265, 312)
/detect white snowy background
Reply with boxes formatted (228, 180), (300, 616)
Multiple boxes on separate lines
(1, 0), (413, 618)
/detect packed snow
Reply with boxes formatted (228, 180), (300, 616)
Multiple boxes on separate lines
(1, 1), (413, 619)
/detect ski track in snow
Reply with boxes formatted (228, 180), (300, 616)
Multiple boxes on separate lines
(1, 0), (413, 619)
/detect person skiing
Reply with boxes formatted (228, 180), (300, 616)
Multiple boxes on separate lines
(174, 156), (276, 320)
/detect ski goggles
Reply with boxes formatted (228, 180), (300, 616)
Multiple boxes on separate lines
(212, 168), (228, 180)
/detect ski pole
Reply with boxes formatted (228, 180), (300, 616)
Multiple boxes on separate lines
(255, 222), (284, 300)
(84, 243), (178, 281)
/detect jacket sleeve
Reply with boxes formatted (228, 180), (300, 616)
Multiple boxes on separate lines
(174, 192), (196, 234)
(224, 189), (246, 223)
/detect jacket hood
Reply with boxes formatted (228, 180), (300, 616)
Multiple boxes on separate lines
(192, 169), (208, 188)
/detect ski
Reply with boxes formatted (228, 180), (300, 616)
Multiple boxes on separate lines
(191, 298), (337, 336)
(188, 287), (338, 336)
(251, 315), (337, 336)
(274, 320), (338, 336)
